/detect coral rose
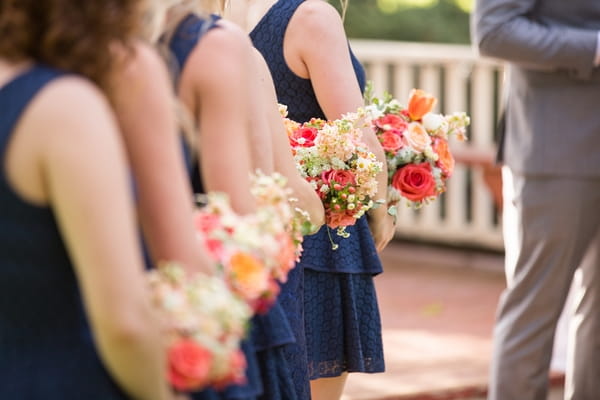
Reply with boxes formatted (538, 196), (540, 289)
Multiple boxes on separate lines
(228, 252), (270, 300)
(168, 339), (213, 391)
(321, 169), (356, 187)
(432, 138), (455, 177)
(289, 126), (318, 147)
(391, 163), (437, 202)
(404, 122), (432, 153)
(407, 89), (436, 121)
(374, 114), (408, 131)
(378, 129), (405, 153)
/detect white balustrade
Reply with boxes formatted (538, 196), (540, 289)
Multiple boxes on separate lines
(351, 39), (505, 250)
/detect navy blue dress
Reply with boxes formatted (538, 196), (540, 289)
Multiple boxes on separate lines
(251, 0), (385, 383)
(169, 14), (299, 400)
(0, 66), (131, 399)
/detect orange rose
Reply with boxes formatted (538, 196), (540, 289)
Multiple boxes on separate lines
(168, 339), (213, 391)
(407, 89), (437, 121)
(432, 138), (455, 177)
(391, 163), (437, 202)
(228, 252), (269, 300)
(404, 122), (432, 153)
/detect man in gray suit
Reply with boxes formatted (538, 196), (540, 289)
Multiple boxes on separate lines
(471, 1), (600, 399)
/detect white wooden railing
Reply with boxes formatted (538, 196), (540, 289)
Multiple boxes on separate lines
(351, 39), (505, 251)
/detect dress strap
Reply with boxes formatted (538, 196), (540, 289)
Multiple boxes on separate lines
(168, 13), (222, 81)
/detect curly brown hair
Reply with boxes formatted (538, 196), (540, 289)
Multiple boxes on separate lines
(0, 0), (145, 89)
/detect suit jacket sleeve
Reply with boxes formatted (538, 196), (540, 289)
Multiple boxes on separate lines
(472, 0), (599, 79)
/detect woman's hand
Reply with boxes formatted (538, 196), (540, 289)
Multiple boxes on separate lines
(367, 206), (396, 252)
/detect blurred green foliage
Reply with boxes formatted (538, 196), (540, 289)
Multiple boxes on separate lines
(330, 0), (472, 44)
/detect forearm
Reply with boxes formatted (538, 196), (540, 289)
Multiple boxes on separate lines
(95, 309), (171, 400)
(137, 177), (212, 275)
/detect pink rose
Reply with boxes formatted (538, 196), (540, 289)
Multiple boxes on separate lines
(290, 126), (318, 147)
(321, 169), (356, 187)
(168, 339), (213, 391)
(326, 210), (357, 228)
(391, 163), (437, 202)
(378, 129), (405, 153)
(374, 114), (408, 131)
(193, 211), (221, 234)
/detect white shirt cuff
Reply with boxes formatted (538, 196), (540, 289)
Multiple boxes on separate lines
(595, 31), (600, 66)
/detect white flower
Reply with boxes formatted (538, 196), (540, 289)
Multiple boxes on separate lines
(422, 113), (445, 132)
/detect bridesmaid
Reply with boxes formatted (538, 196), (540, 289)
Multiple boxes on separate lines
(151, 0), (324, 399)
(0, 1), (171, 399)
(230, 1), (396, 399)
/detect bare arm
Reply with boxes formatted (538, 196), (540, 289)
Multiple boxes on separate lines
(251, 48), (325, 229)
(472, 0), (598, 78)
(25, 78), (169, 400)
(180, 22), (258, 215)
(287, 0), (394, 250)
(109, 42), (213, 275)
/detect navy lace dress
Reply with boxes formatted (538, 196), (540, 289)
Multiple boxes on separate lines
(0, 67), (132, 399)
(251, 0), (385, 383)
(169, 14), (298, 400)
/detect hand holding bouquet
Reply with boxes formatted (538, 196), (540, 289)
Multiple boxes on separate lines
(364, 86), (470, 211)
(280, 106), (383, 239)
(147, 264), (251, 392)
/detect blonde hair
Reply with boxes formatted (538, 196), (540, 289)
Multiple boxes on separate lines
(146, 0), (225, 42)
(339, 0), (349, 21)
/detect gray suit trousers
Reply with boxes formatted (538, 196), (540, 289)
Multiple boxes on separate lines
(489, 168), (600, 400)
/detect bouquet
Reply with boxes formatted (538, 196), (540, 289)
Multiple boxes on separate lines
(280, 105), (383, 240)
(363, 86), (469, 211)
(147, 263), (251, 392)
(194, 171), (312, 314)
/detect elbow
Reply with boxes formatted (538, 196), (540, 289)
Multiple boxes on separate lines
(475, 34), (500, 58)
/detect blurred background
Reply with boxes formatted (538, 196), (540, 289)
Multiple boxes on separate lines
(333, 1), (567, 399)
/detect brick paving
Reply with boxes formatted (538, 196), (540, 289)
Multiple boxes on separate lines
(341, 241), (564, 400)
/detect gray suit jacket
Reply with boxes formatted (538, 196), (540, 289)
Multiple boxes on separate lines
(472, 0), (600, 177)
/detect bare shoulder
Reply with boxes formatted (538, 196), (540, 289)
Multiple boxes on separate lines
(185, 19), (254, 85)
(293, 0), (344, 32)
(30, 75), (116, 150)
(110, 40), (169, 89)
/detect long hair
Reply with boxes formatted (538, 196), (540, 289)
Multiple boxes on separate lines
(0, 0), (145, 91)
(339, 0), (349, 21)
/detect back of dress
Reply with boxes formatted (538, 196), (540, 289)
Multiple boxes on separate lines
(0, 66), (129, 400)
(250, 0), (366, 123)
